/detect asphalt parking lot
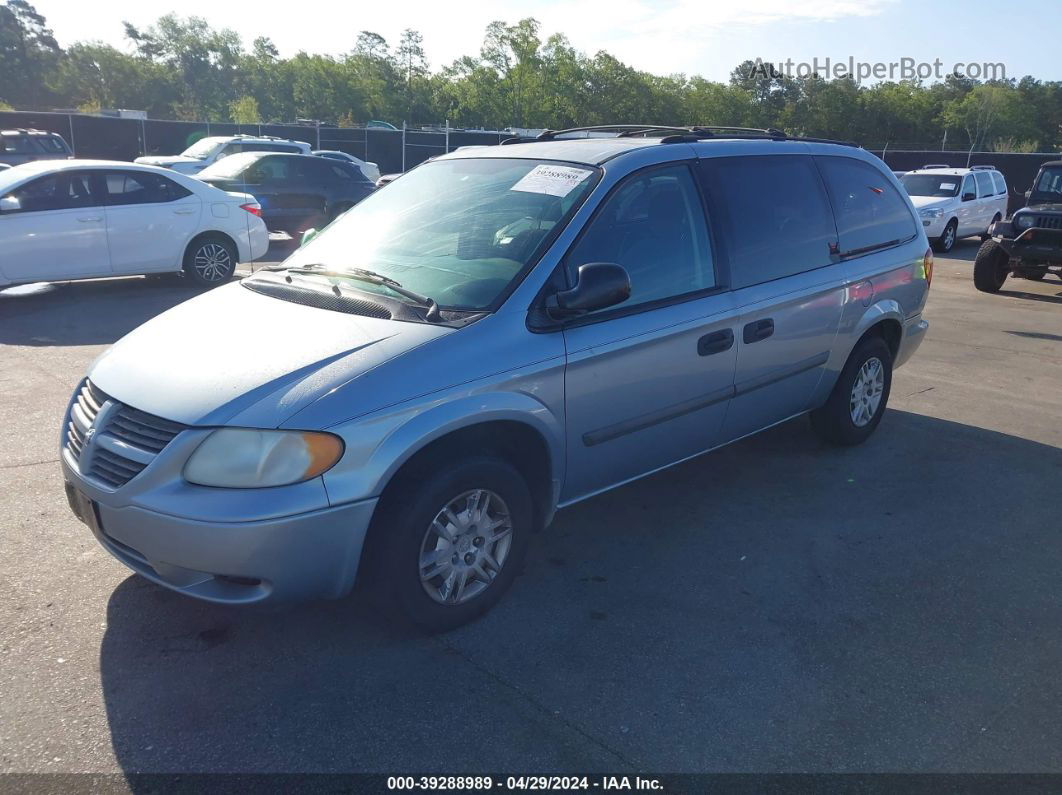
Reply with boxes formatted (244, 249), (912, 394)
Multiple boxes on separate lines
(1, 239), (1060, 776)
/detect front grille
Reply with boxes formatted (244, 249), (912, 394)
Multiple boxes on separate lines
(1032, 215), (1062, 230)
(65, 379), (187, 489)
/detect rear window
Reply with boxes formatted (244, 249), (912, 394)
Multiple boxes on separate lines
(817, 156), (917, 257)
(701, 155), (836, 288)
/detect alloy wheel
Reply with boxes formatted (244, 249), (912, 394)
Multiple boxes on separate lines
(849, 357), (885, 427)
(192, 243), (232, 283)
(419, 489), (513, 606)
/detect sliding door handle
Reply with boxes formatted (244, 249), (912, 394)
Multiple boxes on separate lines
(698, 328), (734, 356)
(743, 318), (775, 344)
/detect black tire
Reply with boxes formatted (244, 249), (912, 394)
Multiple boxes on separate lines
(1024, 271), (1046, 281)
(182, 235), (237, 288)
(366, 455), (533, 633)
(810, 336), (893, 446)
(973, 239), (1010, 293)
(981, 213), (1002, 242)
(934, 219), (958, 253)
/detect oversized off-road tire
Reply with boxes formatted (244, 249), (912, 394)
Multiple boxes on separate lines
(981, 213), (1002, 242)
(182, 235), (237, 288)
(934, 219), (958, 253)
(810, 336), (893, 446)
(366, 456), (533, 633)
(973, 239), (1010, 293)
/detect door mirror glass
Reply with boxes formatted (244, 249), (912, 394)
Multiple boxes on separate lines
(962, 192), (976, 202)
(0, 195), (21, 212)
(548, 262), (630, 317)
(301, 227), (319, 247)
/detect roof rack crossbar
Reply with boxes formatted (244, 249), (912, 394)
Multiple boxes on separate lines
(509, 124), (858, 148)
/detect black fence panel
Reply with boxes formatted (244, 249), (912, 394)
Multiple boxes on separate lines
(0, 110), (72, 140)
(143, 120), (208, 157)
(365, 131), (404, 174)
(70, 114), (141, 160)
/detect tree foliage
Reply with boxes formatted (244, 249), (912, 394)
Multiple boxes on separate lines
(4, 1), (1060, 152)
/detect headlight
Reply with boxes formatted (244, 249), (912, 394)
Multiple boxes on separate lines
(1015, 214), (1035, 230)
(919, 207), (944, 219)
(184, 428), (344, 488)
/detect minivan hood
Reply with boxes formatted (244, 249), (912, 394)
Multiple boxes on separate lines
(88, 283), (453, 427)
(908, 195), (954, 210)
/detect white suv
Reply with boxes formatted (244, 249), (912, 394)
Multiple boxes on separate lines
(900, 165), (1009, 253)
(135, 135), (312, 175)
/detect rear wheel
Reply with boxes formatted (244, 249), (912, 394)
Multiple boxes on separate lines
(973, 239), (1010, 293)
(934, 219), (958, 253)
(366, 456), (532, 633)
(810, 336), (893, 446)
(182, 236), (237, 287)
(1024, 270), (1046, 281)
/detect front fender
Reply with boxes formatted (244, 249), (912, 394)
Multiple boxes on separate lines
(321, 389), (565, 508)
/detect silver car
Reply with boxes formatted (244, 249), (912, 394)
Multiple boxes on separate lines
(62, 127), (931, 631)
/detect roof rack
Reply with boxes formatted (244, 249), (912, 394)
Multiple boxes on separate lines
(505, 124), (856, 148)
(921, 163), (952, 169)
(970, 164), (996, 171)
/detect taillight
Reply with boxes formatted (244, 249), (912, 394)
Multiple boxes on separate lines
(922, 247), (934, 287)
(240, 203), (262, 218)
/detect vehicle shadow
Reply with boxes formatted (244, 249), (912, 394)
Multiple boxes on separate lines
(98, 409), (1062, 776)
(0, 277), (206, 347)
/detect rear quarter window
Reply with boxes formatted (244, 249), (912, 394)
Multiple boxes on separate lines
(700, 154), (837, 289)
(991, 171), (1007, 195)
(816, 156), (917, 257)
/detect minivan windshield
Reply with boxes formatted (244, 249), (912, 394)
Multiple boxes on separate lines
(180, 138), (222, 160)
(278, 157), (599, 311)
(901, 173), (961, 197)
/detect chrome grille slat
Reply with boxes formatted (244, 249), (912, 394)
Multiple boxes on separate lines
(65, 379), (187, 489)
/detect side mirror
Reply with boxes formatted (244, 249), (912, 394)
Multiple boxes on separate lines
(0, 195), (20, 213)
(547, 262), (630, 318)
(962, 192), (976, 202)
(300, 228), (319, 247)
(1025, 190), (1032, 199)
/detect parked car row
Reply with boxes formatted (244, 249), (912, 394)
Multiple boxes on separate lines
(0, 131), (386, 288)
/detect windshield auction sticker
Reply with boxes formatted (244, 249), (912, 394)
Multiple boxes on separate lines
(511, 164), (592, 197)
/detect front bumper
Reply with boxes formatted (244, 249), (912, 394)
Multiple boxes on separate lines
(62, 455), (378, 605)
(921, 216), (947, 239)
(895, 313), (929, 369)
(995, 227), (1062, 263)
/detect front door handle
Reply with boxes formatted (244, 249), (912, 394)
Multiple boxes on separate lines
(743, 318), (775, 344)
(76, 216), (102, 222)
(173, 208), (196, 215)
(698, 328), (734, 356)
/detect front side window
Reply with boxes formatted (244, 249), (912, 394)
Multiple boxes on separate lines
(974, 171), (994, 198)
(902, 173), (960, 198)
(103, 171), (191, 205)
(960, 175), (975, 199)
(705, 155), (836, 287)
(564, 164), (714, 308)
(277, 157), (599, 311)
(4, 172), (97, 212)
(817, 156), (917, 257)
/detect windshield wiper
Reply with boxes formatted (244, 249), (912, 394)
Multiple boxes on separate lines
(275, 264), (441, 321)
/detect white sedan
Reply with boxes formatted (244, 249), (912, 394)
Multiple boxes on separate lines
(0, 160), (268, 288)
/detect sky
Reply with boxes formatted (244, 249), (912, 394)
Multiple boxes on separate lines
(31, 0), (1062, 85)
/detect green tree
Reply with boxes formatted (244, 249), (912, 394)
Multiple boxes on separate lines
(0, 0), (61, 108)
(228, 95), (259, 123)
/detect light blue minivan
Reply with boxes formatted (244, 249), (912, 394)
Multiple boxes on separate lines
(62, 126), (931, 631)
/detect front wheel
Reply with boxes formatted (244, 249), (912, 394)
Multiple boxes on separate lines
(183, 236), (237, 287)
(973, 239), (1010, 293)
(810, 336), (893, 446)
(934, 219), (958, 253)
(367, 456), (532, 633)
